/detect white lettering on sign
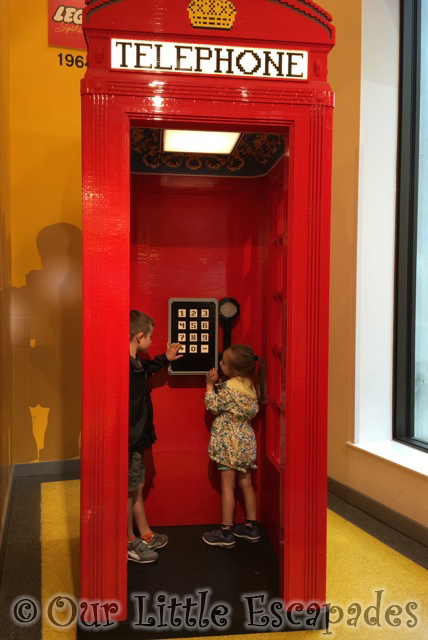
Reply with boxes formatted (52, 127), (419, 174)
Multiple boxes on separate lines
(111, 39), (308, 80)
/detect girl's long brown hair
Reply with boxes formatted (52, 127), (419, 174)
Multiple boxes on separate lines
(226, 344), (268, 404)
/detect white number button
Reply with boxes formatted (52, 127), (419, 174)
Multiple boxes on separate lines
(201, 334), (209, 342)
(190, 309), (198, 317)
(190, 334), (197, 342)
(178, 309), (186, 317)
(190, 321), (198, 330)
(190, 345), (197, 353)
(201, 309), (209, 317)
(178, 333), (186, 342)
(178, 321), (186, 330)
(201, 322), (209, 330)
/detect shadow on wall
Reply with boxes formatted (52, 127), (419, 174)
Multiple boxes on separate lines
(12, 223), (82, 463)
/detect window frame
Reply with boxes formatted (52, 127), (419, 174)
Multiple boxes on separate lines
(394, 0), (428, 451)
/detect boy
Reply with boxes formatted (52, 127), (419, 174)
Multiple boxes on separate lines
(128, 310), (182, 563)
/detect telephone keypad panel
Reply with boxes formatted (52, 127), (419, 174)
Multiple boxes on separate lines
(168, 298), (218, 374)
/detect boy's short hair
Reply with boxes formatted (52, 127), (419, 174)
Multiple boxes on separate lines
(130, 310), (154, 341)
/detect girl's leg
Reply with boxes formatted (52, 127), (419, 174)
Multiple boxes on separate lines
(202, 469), (237, 547)
(221, 469), (236, 526)
(237, 470), (257, 521)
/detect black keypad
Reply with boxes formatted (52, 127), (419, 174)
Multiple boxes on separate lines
(169, 299), (218, 374)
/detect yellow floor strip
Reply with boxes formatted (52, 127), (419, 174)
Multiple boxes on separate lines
(41, 481), (428, 638)
(41, 479), (80, 639)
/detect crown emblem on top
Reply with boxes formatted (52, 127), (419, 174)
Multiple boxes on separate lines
(187, 0), (237, 30)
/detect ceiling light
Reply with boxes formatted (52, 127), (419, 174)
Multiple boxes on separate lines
(163, 130), (240, 154)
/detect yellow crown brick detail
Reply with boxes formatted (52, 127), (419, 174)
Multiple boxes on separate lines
(187, 0), (237, 30)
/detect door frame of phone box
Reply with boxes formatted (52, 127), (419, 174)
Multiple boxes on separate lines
(80, 1), (334, 623)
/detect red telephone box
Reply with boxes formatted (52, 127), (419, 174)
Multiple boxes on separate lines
(80, 0), (334, 633)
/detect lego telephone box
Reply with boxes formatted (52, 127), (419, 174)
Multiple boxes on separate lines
(81, 0), (335, 626)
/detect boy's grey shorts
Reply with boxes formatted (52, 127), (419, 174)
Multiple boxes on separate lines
(128, 451), (146, 493)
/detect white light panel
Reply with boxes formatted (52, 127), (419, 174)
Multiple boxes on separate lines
(163, 130), (240, 154)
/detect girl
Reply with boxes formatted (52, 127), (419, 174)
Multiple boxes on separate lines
(202, 344), (267, 548)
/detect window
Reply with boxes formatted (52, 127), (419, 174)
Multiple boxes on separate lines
(395, 0), (428, 450)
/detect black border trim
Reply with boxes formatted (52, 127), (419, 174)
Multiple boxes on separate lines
(328, 477), (428, 548)
(394, 0), (428, 452)
(0, 472), (14, 596)
(13, 459), (81, 478)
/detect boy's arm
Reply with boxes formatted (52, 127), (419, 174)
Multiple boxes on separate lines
(145, 342), (182, 376)
(145, 353), (169, 376)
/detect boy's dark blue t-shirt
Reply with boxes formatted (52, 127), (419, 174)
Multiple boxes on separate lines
(129, 353), (168, 452)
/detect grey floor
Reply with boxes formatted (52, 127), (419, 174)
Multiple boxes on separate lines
(0, 473), (77, 640)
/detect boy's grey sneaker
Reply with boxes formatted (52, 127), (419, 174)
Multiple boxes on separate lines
(145, 531), (169, 551)
(232, 522), (261, 543)
(202, 528), (236, 548)
(127, 537), (158, 563)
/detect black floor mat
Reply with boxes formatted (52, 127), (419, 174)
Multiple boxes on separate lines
(126, 524), (279, 636)
(79, 524), (282, 638)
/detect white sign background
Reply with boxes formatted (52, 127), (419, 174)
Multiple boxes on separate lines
(111, 38), (308, 80)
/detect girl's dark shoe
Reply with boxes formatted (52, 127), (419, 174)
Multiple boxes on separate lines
(232, 522), (261, 543)
(202, 528), (236, 548)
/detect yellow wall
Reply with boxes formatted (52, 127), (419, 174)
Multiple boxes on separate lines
(321, 0), (361, 468)
(9, 1), (83, 462)
(0, 0), (13, 533)
(323, 0), (361, 451)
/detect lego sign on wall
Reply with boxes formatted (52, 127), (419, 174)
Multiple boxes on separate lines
(48, 1), (86, 50)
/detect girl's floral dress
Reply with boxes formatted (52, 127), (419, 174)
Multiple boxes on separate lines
(205, 378), (259, 472)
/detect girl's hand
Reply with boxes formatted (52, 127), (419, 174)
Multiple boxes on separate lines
(166, 342), (183, 361)
(206, 368), (218, 385)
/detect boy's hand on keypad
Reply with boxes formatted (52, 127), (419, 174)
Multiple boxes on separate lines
(166, 342), (183, 361)
(206, 368), (218, 384)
